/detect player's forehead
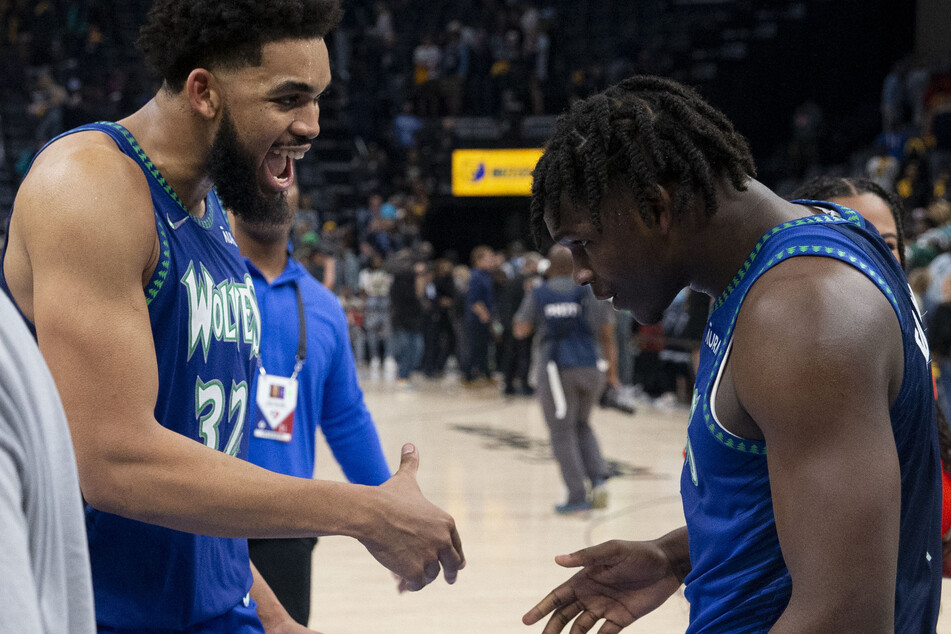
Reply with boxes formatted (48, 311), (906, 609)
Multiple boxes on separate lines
(237, 37), (331, 93)
(546, 195), (596, 244)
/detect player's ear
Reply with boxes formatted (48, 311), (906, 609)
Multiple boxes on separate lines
(184, 68), (221, 120)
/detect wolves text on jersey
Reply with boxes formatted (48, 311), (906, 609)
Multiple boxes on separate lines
(181, 261), (261, 362)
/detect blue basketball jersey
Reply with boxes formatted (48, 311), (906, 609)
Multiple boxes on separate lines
(680, 202), (941, 633)
(534, 284), (598, 368)
(1, 122), (262, 629)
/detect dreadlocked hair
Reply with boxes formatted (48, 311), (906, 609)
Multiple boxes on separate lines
(791, 175), (907, 270)
(530, 75), (757, 247)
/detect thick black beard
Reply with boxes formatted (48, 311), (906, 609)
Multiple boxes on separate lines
(208, 109), (292, 227)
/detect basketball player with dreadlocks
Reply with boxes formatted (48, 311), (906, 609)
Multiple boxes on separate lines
(522, 76), (941, 633)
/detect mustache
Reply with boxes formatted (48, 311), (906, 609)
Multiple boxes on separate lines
(274, 135), (309, 147)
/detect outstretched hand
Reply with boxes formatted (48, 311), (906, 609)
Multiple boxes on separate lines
(522, 539), (683, 634)
(360, 443), (465, 592)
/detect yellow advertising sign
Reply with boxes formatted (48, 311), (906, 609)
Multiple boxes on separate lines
(451, 148), (544, 197)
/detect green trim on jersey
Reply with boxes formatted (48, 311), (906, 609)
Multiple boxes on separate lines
(146, 220), (171, 306)
(711, 213), (861, 313)
(100, 121), (216, 229)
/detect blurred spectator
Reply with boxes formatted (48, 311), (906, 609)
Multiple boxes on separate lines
(413, 34), (442, 117)
(359, 253), (394, 380)
(896, 159), (931, 212)
(491, 28), (525, 116)
(440, 21), (469, 116)
(336, 228), (362, 292)
(865, 143), (901, 191)
(931, 275), (951, 421)
(368, 1), (395, 46)
(392, 100), (423, 151)
(498, 251), (541, 395)
(881, 60), (908, 131)
(787, 100), (824, 179)
(466, 28), (495, 115)
(462, 245), (496, 384)
(389, 257), (425, 386)
(421, 258), (457, 378)
(28, 69), (67, 143)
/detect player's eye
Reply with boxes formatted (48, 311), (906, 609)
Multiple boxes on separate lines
(275, 96), (302, 107)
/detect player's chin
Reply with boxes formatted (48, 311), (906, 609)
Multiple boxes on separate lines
(630, 302), (665, 325)
(607, 292), (633, 312)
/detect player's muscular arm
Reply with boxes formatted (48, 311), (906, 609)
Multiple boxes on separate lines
(15, 138), (351, 535)
(730, 257), (901, 633)
(13, 138), (464, 590)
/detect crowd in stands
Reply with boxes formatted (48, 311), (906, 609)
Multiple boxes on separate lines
(4, 0), (951, 411)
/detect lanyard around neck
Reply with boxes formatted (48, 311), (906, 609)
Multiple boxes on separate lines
(257, 281), (307, 380)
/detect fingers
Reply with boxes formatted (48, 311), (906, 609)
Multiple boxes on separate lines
(399, 546), (454, 592)
(522, 585), (576, 625)
(439, 546), (462, 585)
(540, 601), (582, 634)
(568, 610), (600, 634)
(555, 540), (623, 568)
(441, 524), (466, 582)
(401, 566), (439, 593)
(597, 620), (624, 634)
(397, 442), (419, 478)
(547, 606), (625, 634)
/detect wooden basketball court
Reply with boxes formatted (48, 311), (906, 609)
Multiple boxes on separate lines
(310, 378), (951, 633)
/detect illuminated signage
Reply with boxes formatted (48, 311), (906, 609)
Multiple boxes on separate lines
(451, 149), (544, 197)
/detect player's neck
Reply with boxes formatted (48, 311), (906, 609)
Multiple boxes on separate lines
(685, 179), (811, 298)
(118, 96), (216, 216)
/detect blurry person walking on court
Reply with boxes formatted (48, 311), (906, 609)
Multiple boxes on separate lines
(231, 183), (392, 627)
(0, 291), (95, 633)
(522, 75), (940, 633)
(514, 245), (616, 514)
(0, 1), (463, 632)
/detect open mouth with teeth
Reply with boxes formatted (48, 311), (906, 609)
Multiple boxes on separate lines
(263, 147), (308, 192)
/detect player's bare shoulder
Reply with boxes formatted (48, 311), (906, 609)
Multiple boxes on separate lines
(13, 131), (152, 239)
(731, 256), (903, 415)
(738, 256), (898, 343)
(7, 130), (160, 319)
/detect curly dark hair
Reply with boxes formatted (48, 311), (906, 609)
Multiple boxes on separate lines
(138, 0), (343, 92)
(530, 75), (757, 246)
(791, 175), (907, 270)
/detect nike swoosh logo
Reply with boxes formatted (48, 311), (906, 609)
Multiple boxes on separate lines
(166, 213), (188, 230)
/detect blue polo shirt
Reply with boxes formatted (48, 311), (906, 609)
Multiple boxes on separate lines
(246, 256), (390, 485)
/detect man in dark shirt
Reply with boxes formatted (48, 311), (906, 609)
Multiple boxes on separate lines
(463, 246), (496, 383)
